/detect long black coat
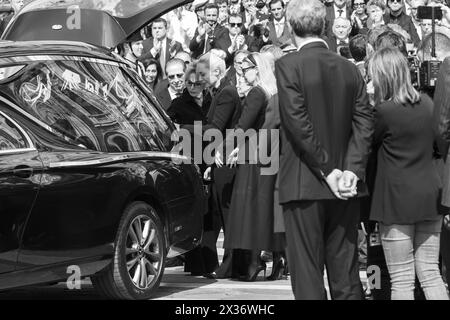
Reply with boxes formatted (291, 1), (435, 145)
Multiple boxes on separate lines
(370, 95), (442, 225)
(275, 41), (373, 204)
(224, 86), (285, 251)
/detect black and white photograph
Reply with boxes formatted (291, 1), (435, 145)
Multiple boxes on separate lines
(0, 0), (449, 309)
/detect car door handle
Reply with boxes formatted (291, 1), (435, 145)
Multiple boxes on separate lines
(13, 165), (34, 179)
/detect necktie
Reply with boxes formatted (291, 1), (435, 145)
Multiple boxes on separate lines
(338, 9), (343, 17)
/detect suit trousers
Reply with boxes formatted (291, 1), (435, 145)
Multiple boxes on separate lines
(282, 199), (364, 300)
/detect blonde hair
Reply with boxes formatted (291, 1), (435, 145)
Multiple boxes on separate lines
(368, 47), (420, 105)
(197, 50), (226, 78)
(246, 52), (278, 97)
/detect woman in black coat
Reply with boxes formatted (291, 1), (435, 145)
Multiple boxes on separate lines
(167, 63), (216, 277)
(368, 47), (448, 300)
(221, 52), (285, 281)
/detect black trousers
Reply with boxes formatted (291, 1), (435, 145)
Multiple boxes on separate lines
(282, 199), (363, 300)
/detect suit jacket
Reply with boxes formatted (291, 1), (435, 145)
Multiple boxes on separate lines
(155, 79), (172, 111)
(267, 19), (293, 47)
(370, 95), (441, 224)
(189, 24), (232, 59)
(275, 41), (374, 202)
(383, 11), (420, 47)
(141, 37), (183, 68)
(433, 57), (450, 207)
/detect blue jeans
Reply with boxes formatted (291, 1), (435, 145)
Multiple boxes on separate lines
(380, 218), (449, 300)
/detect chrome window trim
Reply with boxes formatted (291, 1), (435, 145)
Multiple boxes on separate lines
(48, 152), (188, 168)
(0, 55), (125, 67)
(0, 109), (36, 154)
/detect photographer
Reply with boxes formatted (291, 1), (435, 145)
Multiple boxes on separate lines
(189, 3), (232, 59)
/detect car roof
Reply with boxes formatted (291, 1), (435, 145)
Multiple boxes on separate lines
(0, 40), (118, 62)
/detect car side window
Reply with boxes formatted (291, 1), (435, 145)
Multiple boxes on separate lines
(0, 112), (29, 151)
(2, 59), (171, 152)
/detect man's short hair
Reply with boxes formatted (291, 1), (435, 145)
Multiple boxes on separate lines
(349, 34), (367, 62)
(269, 0), (285, 9)
(165, 58), (187, 74)
(215, 0), (228, 6)
(417, 29), (450, 61)
(375, 30), (407, 56)
(286, 0), (326, 37)
(204, 3), (219, 12)
(152, 18), (168, 28)
(366, 0), (386, 10)
(228, 13), (243, 21)
(333, 17), (351, 28)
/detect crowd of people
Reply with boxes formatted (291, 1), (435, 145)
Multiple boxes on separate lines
(2, 0), (449, 300)
(106, 0), (450, 300)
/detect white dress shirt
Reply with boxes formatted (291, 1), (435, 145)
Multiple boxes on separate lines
(334, 4), (348, 18)
(274, 17), (286, 38)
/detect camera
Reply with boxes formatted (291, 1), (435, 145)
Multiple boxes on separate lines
(410, 6), (444, 92)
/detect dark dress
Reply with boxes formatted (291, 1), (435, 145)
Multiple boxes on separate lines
(370, 94), (442, 225)
(224, 86), (285, 251)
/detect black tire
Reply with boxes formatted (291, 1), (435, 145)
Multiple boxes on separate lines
(92, 201), (166, 300)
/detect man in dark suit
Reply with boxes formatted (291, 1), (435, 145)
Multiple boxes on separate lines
(189, 3), (232, 59)
(155, 58), (186, 110)
(324, 0), (352, 38)
(267, 0), (294, 47)
(275, 0), (373, 300)
(432, 52), (450, 287)
(141, 18), (183, 78)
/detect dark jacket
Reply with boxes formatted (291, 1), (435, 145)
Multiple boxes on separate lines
(383, 11), (420, 47)
(189, 24), (231, 59)
(275, 41), (374, 203)
(433, 57), (450, 207)
(167, 89), (209, 125)
(370, 94), (441, 224)
(140, 37), (183, 68)
(155, 79), (172, 111)
(267, 18), (294, 47)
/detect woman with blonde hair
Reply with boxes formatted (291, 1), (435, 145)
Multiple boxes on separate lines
(219, 52), (285, 281)
(368, 47), (449, 300)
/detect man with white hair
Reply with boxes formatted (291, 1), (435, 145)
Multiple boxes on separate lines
(275, 0), (373, 300)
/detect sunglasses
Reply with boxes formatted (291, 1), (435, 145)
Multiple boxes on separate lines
(242, 66), (256, 74)
(354, 3), (365, 7)
(389, 0), (402, 3)
(168, 73), (184, 80)
(186, 81), (204, 87)
(230, 23), (242, 27)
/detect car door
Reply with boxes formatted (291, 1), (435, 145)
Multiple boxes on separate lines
(0, 109), (42, 274)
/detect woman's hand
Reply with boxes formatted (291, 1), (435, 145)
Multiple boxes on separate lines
(215, 150), (223, 167)
(444, 214), (450, 231)
(227, 147), (240, 168)
(204, 167), (212, 181)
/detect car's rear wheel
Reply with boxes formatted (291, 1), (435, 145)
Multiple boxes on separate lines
(92, 201), (166, 300)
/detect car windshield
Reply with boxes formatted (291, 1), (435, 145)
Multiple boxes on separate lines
(21, 0), (161, 18)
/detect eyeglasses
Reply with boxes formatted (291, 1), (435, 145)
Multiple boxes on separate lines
(242, 66), (256, 74)
(186, 81), (204, 87)
(230, 23), (242, 27)
(389, 0), (402, 3)
(354, 3), (365, 7)
(168, 73), (184, 80)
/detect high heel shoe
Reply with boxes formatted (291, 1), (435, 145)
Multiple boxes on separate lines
(266, 257), (287, 281)
(238, 262), (267, 282)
